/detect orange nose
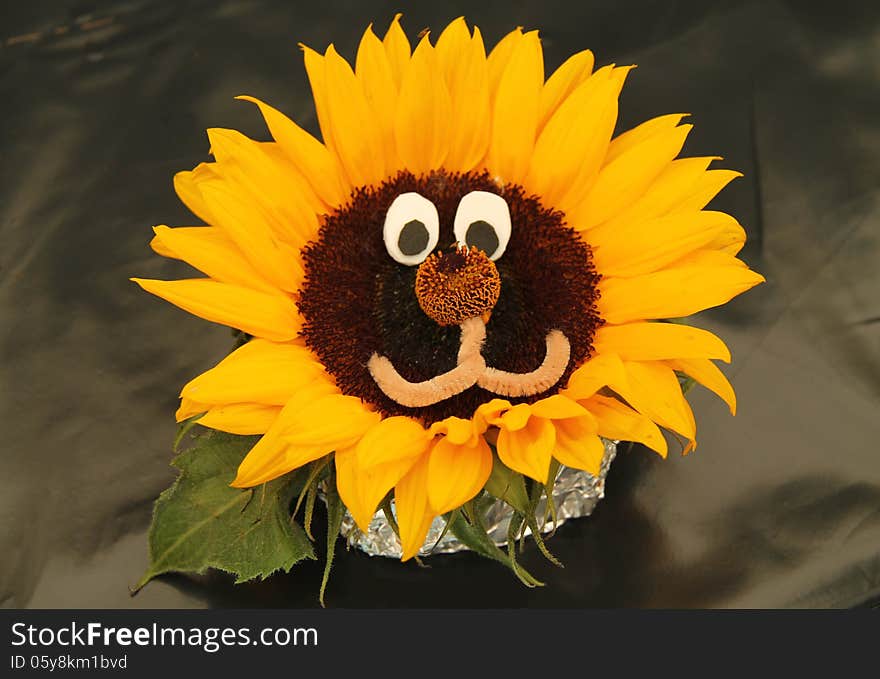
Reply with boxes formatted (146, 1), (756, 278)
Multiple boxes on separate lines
(415, 245), (501, 326)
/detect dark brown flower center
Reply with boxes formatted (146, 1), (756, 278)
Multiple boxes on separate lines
(297, 170), (603, 425)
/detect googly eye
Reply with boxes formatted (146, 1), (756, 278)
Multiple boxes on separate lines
(383, 192), (440, 265)
(453, 191), (512, 260)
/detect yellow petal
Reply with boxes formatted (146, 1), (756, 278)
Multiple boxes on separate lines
(336, 443), (422, 533)
(486, 27), (523, 101)
(394, 35), (452, 174)
(581, 394), (668, 456)
(261, 142), (326, 215)
(333, 445), (364, 525)
(473, 398), (513, 430)
(705, 218), (747, 256)
(673, 169), (743, 213)
(570, 123), (692, 230)
(181, 339), (332, 406)
(173, 164), (218, 223)
(538, 49), (594, 132)
(207, 127), (320, 245)
(131, 278), (300, 341)
(356, 416), (432, 468)
(599, 156), (719, 229)
(672, 249), (749, 269)
(433, 17), (469, 76)
(196, 180), (304, 294)
(199, 403), (282, 435)
(231, 393), (379, 487)
(597, 260), (765, 324)
(176, 397), (208, 422)
(666, 357), (737, 415)
(529, 394), (590, 420)
(487, 30), (543, 184)
(232, 441), (327, 488)
(382, 13), (411, 88)
(526, 65), (622, 208)
(395, 454), (435, 561)
(279, 394), (380, 449)
(603, 113), (687, 165)
(435, 18), (490, 172)
(555, 66), (632, 212)
(553, 419), (605, 476)
(356, 25), (401, 174)
(590, 210), (745, 278)
(610, 361), (696, 444)
(235, 96), (347, 208)
(562, 352), (627, 401)
(496, 416), (555, 483)
(301, 43), (335, 153)
(149, 229), (176, 258)
(323, 44), (387, 187)
(498, 403), (533, 431)
(151, 225), (277, 294)
(593, 321), (731, 363)
(230, 439), (306, 489)
(203, 128), (318, 247)
(428, 416), (480, 445)
(426, 436), (493, 514)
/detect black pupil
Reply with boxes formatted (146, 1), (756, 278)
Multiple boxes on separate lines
(398, 219), (430, 256)
(465, 220), (499, 256)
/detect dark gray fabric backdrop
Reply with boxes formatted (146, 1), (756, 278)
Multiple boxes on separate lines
(1, 0), (878, 608)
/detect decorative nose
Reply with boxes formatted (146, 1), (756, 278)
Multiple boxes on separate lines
(415, 245), (501, 326)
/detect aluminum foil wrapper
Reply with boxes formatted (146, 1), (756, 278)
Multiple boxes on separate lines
(340, 438), (617, 558)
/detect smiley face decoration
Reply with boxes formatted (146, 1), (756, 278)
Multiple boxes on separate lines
(299, 170), (601, 423)
(134, 16), (763, 560)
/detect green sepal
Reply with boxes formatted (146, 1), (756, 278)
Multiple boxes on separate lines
(173, 414), (203, 452)
(426, 508), (458, 553)
(133, 430), (314, 593)
(523, 476), (563, 567)
(379, 493), (400, 538)
(676, 371), (697, 394)
(303, 481), (319, 540)
(484, 454), (530, 514)
(319, 471), (345, 607)
(447, 511), (543, 587)
(542, 459), (561, 535)
(505, 510), (544, 587)
(293, 457), (330, 520)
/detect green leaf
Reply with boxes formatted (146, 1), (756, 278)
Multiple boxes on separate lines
(484, 454), (530, 514)
(133, 431), (314, 592)
(319, 471), (345, 607)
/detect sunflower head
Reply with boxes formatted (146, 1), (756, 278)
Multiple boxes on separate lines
(134, 15), (763, 561)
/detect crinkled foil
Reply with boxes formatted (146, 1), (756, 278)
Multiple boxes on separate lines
(339, 438), (617, 558)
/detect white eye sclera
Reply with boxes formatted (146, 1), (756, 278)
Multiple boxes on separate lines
(383, 192), (440, 265)
(453, 190), (512, 261)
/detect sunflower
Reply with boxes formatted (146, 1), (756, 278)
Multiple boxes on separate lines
(134, 16), (763, 561)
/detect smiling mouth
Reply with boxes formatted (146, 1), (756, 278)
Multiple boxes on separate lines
(367, 316), (572, 408)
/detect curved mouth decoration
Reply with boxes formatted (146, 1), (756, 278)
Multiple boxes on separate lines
(367, 316), (572, 409)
